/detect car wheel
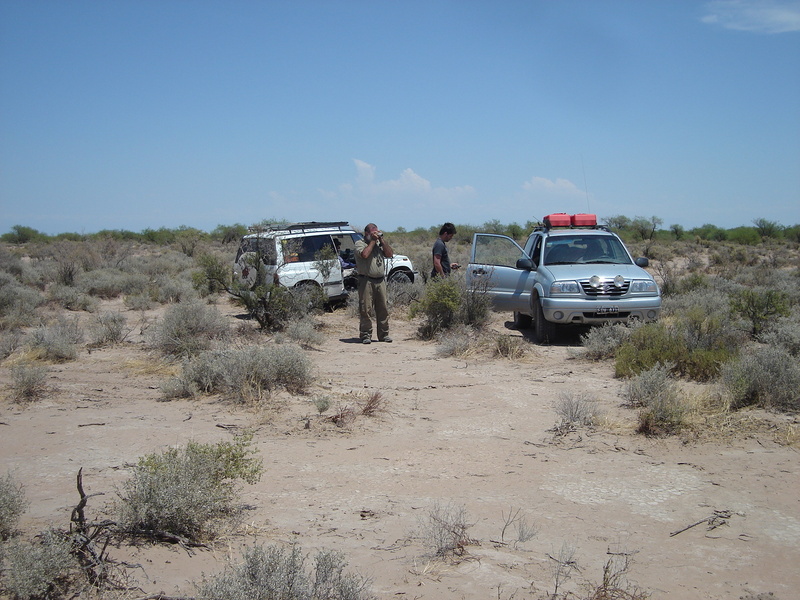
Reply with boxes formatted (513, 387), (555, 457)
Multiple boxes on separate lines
(532, 293), (557, 344)
(513, 311), (532, 329)
(388, 270), (412, 284)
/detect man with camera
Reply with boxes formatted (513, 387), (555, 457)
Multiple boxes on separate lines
(354, 223), (394, 344)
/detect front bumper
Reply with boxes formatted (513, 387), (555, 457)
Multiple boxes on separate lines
(541, 296), (661, 324)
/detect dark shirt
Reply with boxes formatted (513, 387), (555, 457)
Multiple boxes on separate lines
(431, 237), (451, 277)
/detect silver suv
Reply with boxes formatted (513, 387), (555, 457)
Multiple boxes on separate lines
(233, 222), (417, 301)
(467, 214), (661, 342)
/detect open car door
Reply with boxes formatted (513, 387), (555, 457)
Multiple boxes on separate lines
(467, 233), (534, 313)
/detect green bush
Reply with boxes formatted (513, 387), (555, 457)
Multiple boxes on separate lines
(721, 346), (800, 411)
(78, 268), (149, 299)
(730, 287), (791, 335)
(166, 344), (313, 402)
(411, 275), (490, 340)
(148, 300), (229, 357)
(118, 434), (262, 541)
(0, 529), (78, 599)
(198, 543), (373, 600)
(0, 472), (26, 540)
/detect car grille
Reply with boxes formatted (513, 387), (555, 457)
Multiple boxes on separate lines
(580, 279), (630, 297)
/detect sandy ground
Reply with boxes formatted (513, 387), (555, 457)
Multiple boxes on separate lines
(1, 297), (799, 600)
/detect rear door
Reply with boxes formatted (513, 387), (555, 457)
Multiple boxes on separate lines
(467, 234), (534, 312)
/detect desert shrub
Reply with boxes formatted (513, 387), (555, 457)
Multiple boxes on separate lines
(435, 324), (475, 357)
(167, 344), (312, 402)
(123, 291), (155, 311)
(492, 334), (528, 359)
(149, 273), (198, 304)
(148, 300), (229, 357)
(729, 287), (791, 336)
(46, 283), (99, 312)
(721, 346), (800, 411)
(387, 278), (424, 309)
(0, 472), (26, 540)
(615, 320), (736, 381)
(128, 249), (194, 277)
(580, 322), (634, 360)
(418, 501), (474, 558)
(118, 434), (262, 541)
(8, 362), (50, 403)
(623, 363), (686, 435)
(233, 283), (325, 332)
(28, 316), (84, 361)
(758, 312), (800, 356)
(275, 319), (324, 348)
(89, 311), (128, 346)
(555, 391), (598, 427)
(411, 275), (490, 340)
(198, 543), (373, 600)
(0, 272), (43, 329)
(78, 268), (149, 299)
(0, 329), (23, 360)
(0, 529), (78, 599)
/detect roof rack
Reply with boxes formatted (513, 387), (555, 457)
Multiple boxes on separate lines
(247, 221), (352, 234)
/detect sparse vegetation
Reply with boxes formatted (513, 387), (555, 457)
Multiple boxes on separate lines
(418, 501), (475, 558)
(198, 543), (374, 600)
(721, 345), (800, 411)
(411, 274), (490, 339)
(165, 344), (313, 402)
(0, 529), (78, 599)
(118, 434), (262, 542)
(148, 300), (229, 357)
(0, 472), (26, 540)
(8, 362), (50, 403)
(623, 363), (686, 435)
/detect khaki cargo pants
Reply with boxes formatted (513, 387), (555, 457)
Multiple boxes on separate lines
(358, 276), (389, 341)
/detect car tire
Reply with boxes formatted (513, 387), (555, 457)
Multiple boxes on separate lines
(532, 293), (557, 344)
(513, 311), (532, 329)
(388, 270), (412, 284)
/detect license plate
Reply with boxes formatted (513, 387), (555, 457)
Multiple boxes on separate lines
(596, 306), (619, 314)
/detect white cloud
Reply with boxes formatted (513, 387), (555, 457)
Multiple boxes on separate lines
(522, 176), (585, 198)
(702, 0), (800, 33)
(345, 159), (476, 203)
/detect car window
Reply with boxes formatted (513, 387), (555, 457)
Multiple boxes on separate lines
(281, 234), (335, 263)
(544, 235), (631, 265)
(239, 237), (278, 265)
(473, 235), (526, 268)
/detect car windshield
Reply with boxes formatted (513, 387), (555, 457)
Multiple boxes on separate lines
(543, 235), (631, 265)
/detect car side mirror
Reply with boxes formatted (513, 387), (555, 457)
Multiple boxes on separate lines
(516, 257), (533, 270)
(635, 257), (649, 267)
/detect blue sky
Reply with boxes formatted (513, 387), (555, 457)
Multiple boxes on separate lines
(1, 0), (798, 235)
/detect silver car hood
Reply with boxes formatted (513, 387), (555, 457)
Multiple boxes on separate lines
(541, 263), (654, 281)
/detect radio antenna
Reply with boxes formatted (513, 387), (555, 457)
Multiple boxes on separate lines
(581, 154), (590, 211)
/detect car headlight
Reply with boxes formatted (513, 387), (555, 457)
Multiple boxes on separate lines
(550, 280), (581, 294)
(629, 279), (658, 293)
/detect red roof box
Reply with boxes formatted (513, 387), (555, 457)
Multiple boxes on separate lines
(543, 213), (571, 227)
(571, 213), (597, 227)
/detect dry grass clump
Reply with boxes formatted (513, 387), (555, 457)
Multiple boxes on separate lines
(417, 501), (476, 558)
(88, 311), (129, 346)
(580, 322), (634, 361)
(27, 316), (84, 362)
(164, 344), (313, 402)
(8, 361), (51, 403)
(197, 543), (373, 600)
(492, 333), (529, 359)
(720, 345), (800, 411)
(555, 392), (599, 428)
(435, 324), (477, 358)
(622, 363), (687, 436)
(148, 300), (229, 357)
(275, 318), (325, 348)
(0, 472), (26, 540)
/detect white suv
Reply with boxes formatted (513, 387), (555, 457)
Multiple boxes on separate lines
(233, 222), (417, 301)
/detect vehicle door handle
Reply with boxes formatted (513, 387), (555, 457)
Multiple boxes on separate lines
(471, 268), (487, 275)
